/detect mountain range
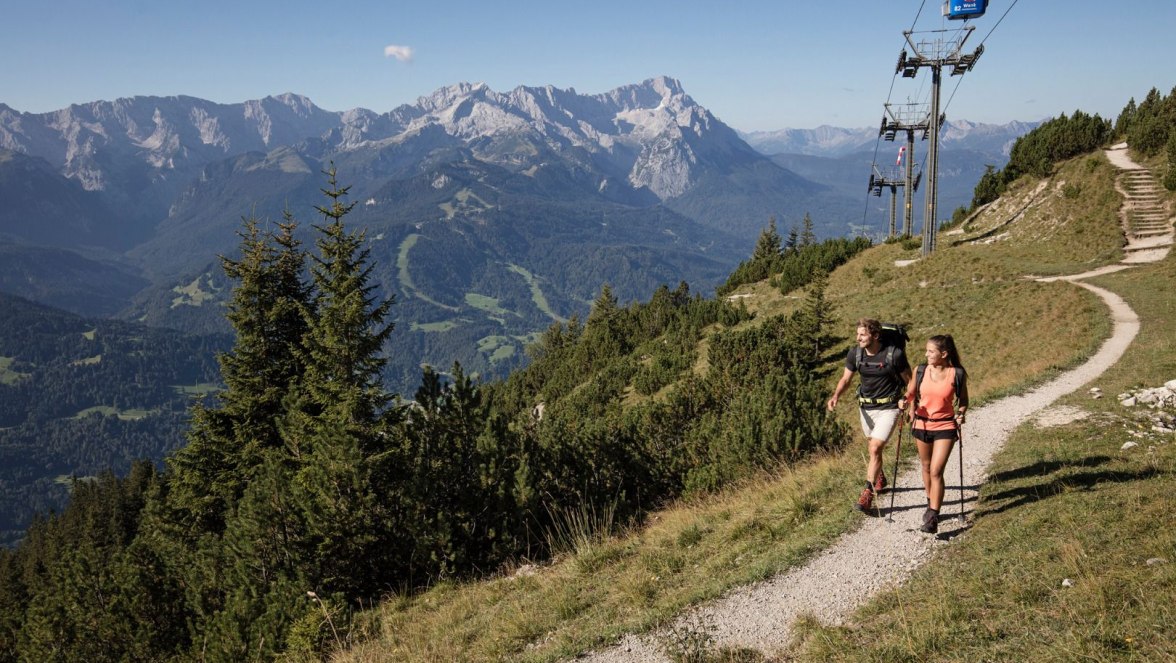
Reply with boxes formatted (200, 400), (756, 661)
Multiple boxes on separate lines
(0, 77), (1035, 391)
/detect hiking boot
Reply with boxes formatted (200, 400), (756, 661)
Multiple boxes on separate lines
(920, 510), (939, 534)
(874, 470), (887, 493)
(855, 485), (875, 513)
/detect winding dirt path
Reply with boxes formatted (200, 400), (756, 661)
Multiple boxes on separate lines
(576, 146), (1165, 662)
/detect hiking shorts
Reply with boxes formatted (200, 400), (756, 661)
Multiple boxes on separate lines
(912, 427), (959, 443)
(858, 407), (900, 441)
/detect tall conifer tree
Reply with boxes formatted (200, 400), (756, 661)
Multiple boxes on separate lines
(281, 164), (400, 598)
(752, 216), (782, 261)
(800, 212), (816, 247)
(167, 214), (310, 534)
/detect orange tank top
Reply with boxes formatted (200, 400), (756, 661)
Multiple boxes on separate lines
(912, 367), (958, 432)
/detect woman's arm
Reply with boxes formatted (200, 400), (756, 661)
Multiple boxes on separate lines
(898, 368), (918, 419)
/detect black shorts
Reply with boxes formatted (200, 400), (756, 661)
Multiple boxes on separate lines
(912, 427), (958, 443)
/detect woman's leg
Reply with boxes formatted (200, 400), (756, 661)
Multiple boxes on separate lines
(915, 433), (934, 502)
(927, 436), (957, 510)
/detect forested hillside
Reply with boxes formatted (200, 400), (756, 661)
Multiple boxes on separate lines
(970, 85), (1176, 210)
(0, 294), (224, 546)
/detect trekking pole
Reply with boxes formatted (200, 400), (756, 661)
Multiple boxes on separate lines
(957, 424), (966, 524)
(887, 417), (904, 523)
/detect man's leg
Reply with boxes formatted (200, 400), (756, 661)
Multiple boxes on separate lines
(856, 408), (898, 512)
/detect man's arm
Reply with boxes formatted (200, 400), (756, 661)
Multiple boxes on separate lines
(827, 367), (855, 411)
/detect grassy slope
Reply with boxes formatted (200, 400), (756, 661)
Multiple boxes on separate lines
(791, 253), (1176, 663)
(333, 149), (1157, 662)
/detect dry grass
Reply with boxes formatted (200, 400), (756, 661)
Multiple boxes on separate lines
(820, 239), (1110, 406)
(339, 456), (862, 663)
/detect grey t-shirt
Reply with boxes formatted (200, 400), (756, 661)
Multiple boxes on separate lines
(846, 345), (910, 410)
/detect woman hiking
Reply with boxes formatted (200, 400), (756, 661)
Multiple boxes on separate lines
(899, 334), (969, 534)
(827, 318), (911, 514)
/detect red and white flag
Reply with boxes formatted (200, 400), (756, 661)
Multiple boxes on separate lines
(896, 145), (906, 166)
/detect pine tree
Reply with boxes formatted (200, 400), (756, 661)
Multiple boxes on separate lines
(1115, 97), (1137, 136)
(294, 166), (393, 431)
(281, 164), (401, 598)
(752, 216), (782, 261)
(403, 363), (519, 577)
(587, 284), (619, 325)
(167, 214), (310, 534)
(798, 270), (835, 364)
(199, 453), (309, 661)
(971, 164), (1004, 209)
(784, 225), (799, 253)
(1165, 132), (1176, 191)
(800, 212), (816, 247)
(584, 284), (628, 368)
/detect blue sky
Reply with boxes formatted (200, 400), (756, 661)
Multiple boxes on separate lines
(3, 1), (1175, 131)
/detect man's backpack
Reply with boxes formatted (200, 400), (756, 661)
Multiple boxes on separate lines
(857, 322), (908, 370)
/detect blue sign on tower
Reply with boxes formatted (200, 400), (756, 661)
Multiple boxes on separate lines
(946, 0), (987, 20)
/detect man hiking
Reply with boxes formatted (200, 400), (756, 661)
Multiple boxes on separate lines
(827, 318), (912, 513)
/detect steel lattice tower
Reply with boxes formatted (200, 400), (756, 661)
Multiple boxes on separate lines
(896, 27), (983, 255)
(879, 102), (929, 237)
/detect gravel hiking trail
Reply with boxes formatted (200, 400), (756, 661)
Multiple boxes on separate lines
(575, 145), (1170, 662)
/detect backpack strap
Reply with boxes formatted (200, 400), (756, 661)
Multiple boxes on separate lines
(913, 364), (966, 422)
(953, 366), (968, 407)
(914, 363), (927, 408)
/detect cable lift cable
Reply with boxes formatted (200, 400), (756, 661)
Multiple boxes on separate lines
(864, 0), (929, 228)
(978, 0), (1019, 47)
(941, 0), (1019, 118)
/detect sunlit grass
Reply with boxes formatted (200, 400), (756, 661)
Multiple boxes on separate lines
(465, 292), (512, 317)
(411, 320), (462, 333)
(0, 356), (31, 385)
(172, 382), (222, 396)
(72, 406), (156, 420)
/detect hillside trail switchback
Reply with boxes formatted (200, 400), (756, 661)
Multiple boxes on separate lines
(575, 145), (1171, 661)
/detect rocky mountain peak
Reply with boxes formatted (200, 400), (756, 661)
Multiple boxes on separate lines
(417, 82), (492, 113)
(648, 75), (685, 99)
(0, 78), (763, 205)
(265, 92), (319, 117)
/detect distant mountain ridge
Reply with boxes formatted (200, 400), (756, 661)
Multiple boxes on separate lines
(738, 119), (1039, 234)
(0, 77), (756, 203)
(739, 118), (1040, 158)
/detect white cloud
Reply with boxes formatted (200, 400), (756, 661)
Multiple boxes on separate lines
(384, 44), (414, 62)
